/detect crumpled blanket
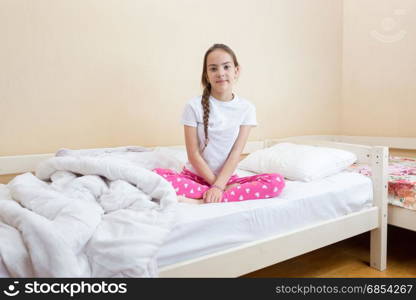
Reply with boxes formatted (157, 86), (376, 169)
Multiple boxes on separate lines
(0, 147), (178, 277)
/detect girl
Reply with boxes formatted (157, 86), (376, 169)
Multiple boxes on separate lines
(154, 44), (285, 204)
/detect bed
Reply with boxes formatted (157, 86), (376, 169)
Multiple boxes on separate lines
(157, 139), (388, 277)
(0, 139), (388, 277)
(272, 135), (416, 233)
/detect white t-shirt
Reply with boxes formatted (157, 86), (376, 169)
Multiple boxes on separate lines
(181, 94), (257, 175)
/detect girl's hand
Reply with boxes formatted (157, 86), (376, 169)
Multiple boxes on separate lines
(203, 187), (223, 203)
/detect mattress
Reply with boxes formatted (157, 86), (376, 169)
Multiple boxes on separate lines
(156, 169), (373, 268)
(348, 156), (416, 211)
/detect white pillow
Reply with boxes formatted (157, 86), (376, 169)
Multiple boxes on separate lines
(238, 142), (357, 182)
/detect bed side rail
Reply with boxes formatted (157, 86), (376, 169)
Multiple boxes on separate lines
(263, 137), (388, 270)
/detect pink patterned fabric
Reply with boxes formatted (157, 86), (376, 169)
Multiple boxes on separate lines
(153, 168), (285, 202)
(347, 156), (416, 210)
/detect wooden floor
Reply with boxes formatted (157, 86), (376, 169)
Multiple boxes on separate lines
(243, 225), (416, 277)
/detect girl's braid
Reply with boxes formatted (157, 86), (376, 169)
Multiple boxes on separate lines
(201, 85), (211, 151)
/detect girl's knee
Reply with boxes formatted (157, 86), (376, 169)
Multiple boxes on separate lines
(270, 178), (285, 197)
(270, 185), (283, 197)
(259, 174), (285, 197)
(269, 173), (285, 187)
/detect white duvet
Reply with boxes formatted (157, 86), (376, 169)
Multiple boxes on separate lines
(0, 148), (179, 277)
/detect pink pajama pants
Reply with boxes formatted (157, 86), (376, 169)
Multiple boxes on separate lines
(153, 168), (285, 202)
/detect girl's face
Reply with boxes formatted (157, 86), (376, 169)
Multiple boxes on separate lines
(206, 49), (239, 95)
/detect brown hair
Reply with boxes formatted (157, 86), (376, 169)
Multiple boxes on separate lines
(200, 44), (239, 151)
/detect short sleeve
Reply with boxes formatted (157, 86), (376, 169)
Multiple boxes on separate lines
(241, 104), (257, 126)
(180, 102), (198, 127)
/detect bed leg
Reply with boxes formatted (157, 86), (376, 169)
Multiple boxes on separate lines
(370, 146), (388, 271)
(370, 226), (387, 271)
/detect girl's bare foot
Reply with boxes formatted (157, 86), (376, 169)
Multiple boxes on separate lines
(177, 195), (204, 204)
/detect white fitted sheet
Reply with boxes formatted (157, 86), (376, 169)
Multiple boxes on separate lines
(157, 170), (373, 268)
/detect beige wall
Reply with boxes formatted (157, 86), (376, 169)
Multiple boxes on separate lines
(341, 0), (416, 136)
(0, 0), (343, 156)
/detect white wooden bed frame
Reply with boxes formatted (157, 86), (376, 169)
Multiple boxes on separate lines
(289, 135), (416, 233)
(0, 138), (388, 277)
